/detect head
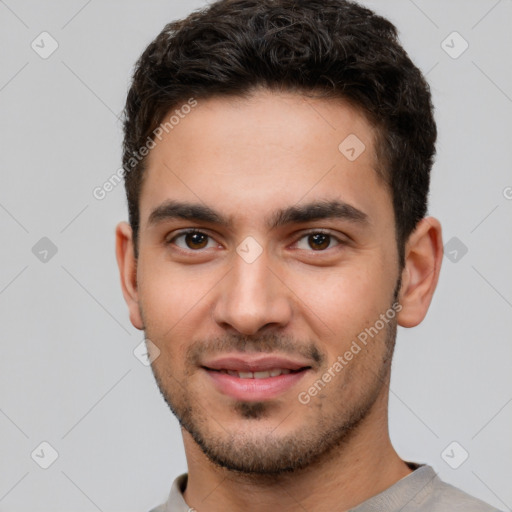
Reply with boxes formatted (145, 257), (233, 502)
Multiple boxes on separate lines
(117, 0), (443, 475)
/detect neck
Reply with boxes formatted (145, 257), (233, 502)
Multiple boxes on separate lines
(182, 387), (412, 512)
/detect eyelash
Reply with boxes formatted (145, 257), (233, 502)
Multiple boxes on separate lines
(166, 228), (345, 253)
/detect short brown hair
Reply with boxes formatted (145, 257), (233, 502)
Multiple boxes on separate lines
(122, 0), (437, 264)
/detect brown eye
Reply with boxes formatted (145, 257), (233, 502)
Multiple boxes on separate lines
(184, 232), (208, 249)
(308, 233), (330, 250)
(295, 231), (342, 251)
(169, 230), (217, 251)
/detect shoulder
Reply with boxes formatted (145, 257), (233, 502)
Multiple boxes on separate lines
(354, 463), (503, 512)
(415, 473), (502, 512)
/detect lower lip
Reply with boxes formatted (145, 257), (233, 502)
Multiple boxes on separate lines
(204, 369), (309, 401)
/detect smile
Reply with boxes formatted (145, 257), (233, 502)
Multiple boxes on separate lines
(203, 366), (310, 401)
(211, 368), (297, 379)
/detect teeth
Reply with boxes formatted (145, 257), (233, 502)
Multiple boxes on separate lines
(254, 371), (270, 379)
(220, 368), (293, 378)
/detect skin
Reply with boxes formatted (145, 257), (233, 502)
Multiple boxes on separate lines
(116, 89), (443, 512)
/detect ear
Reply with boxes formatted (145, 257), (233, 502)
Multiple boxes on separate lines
(115, 221), (144, 330)
(397, 216), (443, 328)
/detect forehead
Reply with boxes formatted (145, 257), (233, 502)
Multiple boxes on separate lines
(139, 90), (392, 232)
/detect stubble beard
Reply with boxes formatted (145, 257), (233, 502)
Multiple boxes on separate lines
(148, 314), (397, 476)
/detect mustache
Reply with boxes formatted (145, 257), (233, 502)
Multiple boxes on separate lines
(186, 332), (325, 368)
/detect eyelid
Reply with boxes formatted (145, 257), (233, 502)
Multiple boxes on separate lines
(297, 228), (340, 238)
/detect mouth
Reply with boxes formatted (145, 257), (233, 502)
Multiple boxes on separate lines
(206, 367), (306, 379)
(201, 354), (313, 401)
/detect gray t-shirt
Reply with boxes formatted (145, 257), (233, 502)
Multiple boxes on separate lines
(149, 463), (501, 512)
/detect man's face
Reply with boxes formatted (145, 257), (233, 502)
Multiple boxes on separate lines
(133, 90), (402, 474)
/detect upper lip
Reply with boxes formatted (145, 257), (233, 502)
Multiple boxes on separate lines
(202, 354), (313, 372)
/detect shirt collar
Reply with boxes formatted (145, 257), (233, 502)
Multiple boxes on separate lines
(161, 463), (437, 512)
(163, 472), (192, 512)
(349, 464), (438, 511)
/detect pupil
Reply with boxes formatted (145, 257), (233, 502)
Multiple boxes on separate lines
(186, 232), (207, 249)
(309, 233), (329, 250)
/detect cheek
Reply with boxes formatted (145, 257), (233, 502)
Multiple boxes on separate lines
(292, 263), (392, 329)
(137, 260), (222, 369)
(137, 256), (209, 329)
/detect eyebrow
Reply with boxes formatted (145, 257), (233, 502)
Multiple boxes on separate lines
(147, 199), (369, 230)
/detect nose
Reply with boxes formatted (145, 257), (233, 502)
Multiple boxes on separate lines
(212, 249), (292, 336)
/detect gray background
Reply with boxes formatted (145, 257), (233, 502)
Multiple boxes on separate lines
(1, 0), (511, 511)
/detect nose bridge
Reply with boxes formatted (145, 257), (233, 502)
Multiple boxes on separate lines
(214, 248), (290, 334)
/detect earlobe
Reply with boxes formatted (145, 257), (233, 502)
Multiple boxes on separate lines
(115, 221), (144, 330)
(397, 217), (443, 328)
